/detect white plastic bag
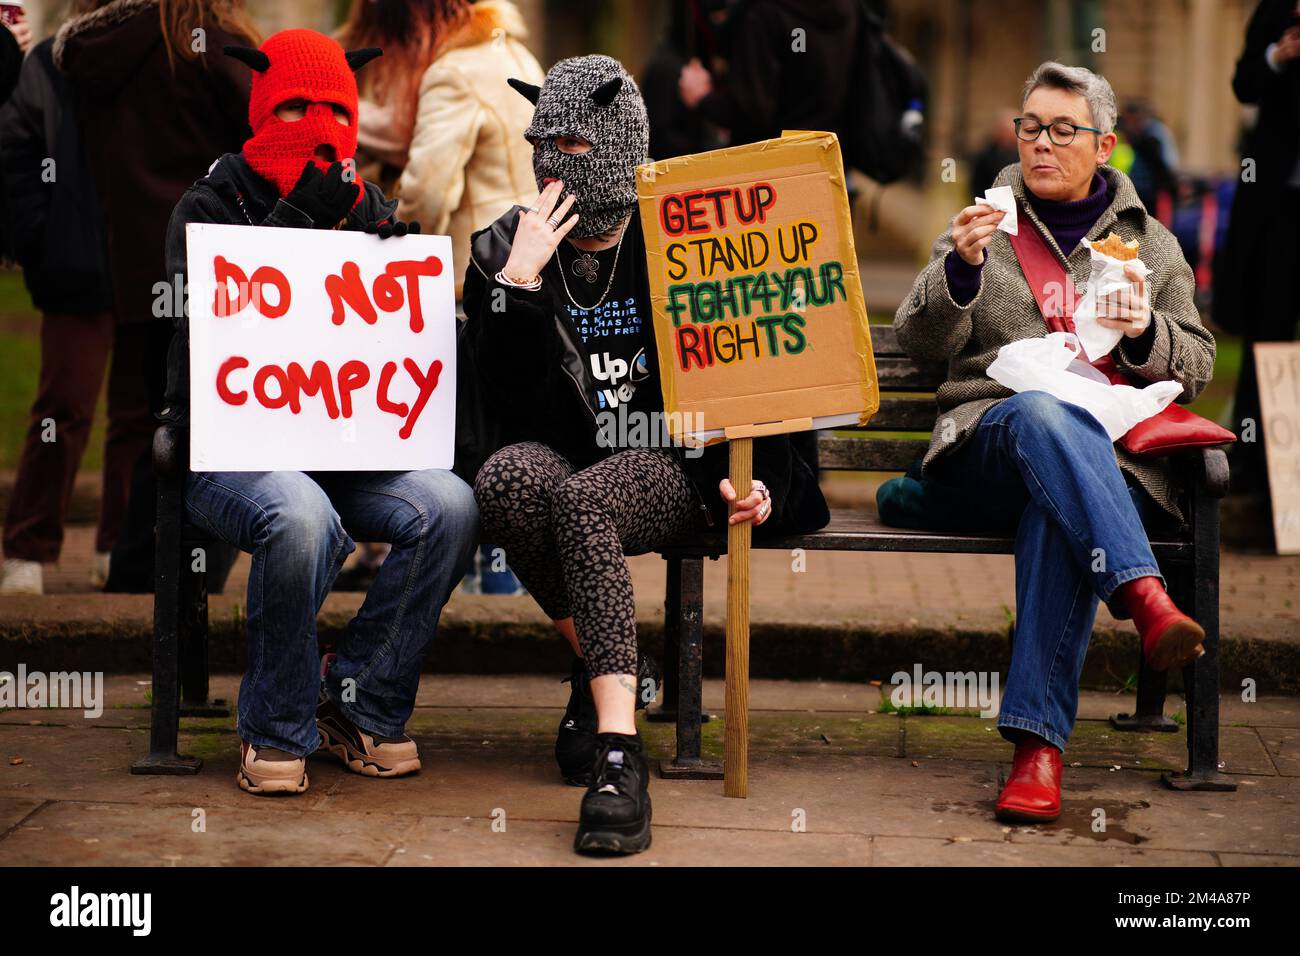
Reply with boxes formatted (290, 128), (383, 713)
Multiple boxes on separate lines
(1071, 244), (1152, 361)
(986, 332), (1183, 441)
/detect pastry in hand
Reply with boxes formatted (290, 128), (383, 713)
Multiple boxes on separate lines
(1089, 232), (1140, 261)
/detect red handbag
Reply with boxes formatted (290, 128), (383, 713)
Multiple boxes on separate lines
(1005, 210), (1234, 456)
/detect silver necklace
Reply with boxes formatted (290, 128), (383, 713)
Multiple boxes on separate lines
(556, 227), (626, 311)
(572, 253), (600, 283)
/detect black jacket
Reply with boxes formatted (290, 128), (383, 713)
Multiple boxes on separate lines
(0, 39), (112, 313)
(697, 0), (859, 147)
(1215, 0), (1300, 331)
(460, 206), (830, 538)
(0, 20), (19, 104)
(160, 152), (399, 426)
(56, 0), (252, 324)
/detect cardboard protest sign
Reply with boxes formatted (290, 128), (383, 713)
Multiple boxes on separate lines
(637, 131), (877, 798)
(1256, 342), (1300, 554)
(185, 224), (456, 472)
(636, 130), (878, 444)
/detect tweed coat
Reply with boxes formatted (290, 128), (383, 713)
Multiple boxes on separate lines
(893, 163), (1217, 521)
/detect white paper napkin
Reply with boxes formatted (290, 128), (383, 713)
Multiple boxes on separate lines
(974, 185), (1018, 236)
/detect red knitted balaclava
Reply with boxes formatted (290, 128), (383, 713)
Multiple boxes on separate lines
(230, 30), (378, 204)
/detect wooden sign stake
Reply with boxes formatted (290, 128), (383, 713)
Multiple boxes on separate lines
(724, 435), (752, 798)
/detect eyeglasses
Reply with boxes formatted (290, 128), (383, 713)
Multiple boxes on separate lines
(1013, 117), (1102, 147)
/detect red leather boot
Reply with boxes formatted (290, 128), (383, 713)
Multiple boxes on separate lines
(1116, 576), (1205, 672)
(995, 739), (1062, 823)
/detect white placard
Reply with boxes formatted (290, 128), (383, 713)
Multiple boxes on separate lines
(1257, 342), (1300, 555)
(186, 223), (456, 472)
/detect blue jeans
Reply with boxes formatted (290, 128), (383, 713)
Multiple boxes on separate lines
(932, 392), (1174, 752)
(185, 469), (478, 755)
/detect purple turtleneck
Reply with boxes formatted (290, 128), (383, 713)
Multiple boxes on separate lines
(945, 172), (1113, 305)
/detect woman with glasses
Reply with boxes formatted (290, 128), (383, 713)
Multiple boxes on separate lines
(891, 62), (1216, 823)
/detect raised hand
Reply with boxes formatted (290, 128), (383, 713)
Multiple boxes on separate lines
(951, 204), (1007, 266)
(283, 161), (360, 229)
(500, 179), (579, 283)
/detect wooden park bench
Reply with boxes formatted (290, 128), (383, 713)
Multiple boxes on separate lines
(130, 327), (1235, 795)
(651, 324), (1237, 793)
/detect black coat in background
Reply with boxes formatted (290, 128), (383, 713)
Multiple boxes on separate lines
(0, 20), (19, 103)
(1214, 0), (1300, 498)
(54, 0), (252, 326)
(696, 0), (859, 148)
(0, 38), (112, 314)
(0, 22), (21, 262)
(1214, 0), (1300, 334)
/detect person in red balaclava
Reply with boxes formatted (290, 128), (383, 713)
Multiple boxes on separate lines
(158, 29), (478, 798)
(238, 29), (373, 220)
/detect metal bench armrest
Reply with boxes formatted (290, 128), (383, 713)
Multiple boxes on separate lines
(1197, 446), (1230, 500)
(153, 423), (186, 483)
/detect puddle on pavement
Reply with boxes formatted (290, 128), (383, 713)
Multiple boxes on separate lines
(929, 798), (1150, 844)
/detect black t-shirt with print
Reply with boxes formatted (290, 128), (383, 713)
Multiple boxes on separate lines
(539, 218), (661, 449)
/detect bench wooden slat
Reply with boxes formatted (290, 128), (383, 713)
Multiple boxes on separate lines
(659, 507), (1194, 558)
(875, 355), (946, 391)
(851, 397), (937, 432)
(867, 324), (906, 357)
(817, 435), (924, 472)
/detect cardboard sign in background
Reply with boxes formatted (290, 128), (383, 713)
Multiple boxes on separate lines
(186, 224), (456, 472)
(637, 131), (878, 442)
(1256, 342), (1300, 555)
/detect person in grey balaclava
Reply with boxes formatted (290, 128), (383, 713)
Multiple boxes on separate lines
(508, 54), (649, 238)
(462, 52), (828, 859)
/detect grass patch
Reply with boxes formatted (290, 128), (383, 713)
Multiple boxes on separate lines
(878, 696), (953, 716)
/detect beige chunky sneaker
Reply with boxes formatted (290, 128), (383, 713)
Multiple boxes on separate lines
(0, 558), (43, 595)
(238, 741), (309, 795)
(316, 693), (421, 777)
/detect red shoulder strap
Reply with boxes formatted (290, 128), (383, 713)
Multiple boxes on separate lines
(1006, 203), (1117, 373)
(1006, 202), (1076, 334)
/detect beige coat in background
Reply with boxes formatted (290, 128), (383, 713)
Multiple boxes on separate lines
(396, 0), (544, 297)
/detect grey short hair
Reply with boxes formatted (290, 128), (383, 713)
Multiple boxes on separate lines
(1022, 61), (1117, 135)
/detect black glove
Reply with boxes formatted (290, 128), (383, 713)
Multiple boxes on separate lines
(283, 161), (360, 229)
(365, 219), (422, 239)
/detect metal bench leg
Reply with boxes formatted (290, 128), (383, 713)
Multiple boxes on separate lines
(646, 557), (681, 723)
(1111, 561), (1179, 733)
(132, 432), (201, 775)
(1112, 658), (1178, 731)
(179, 554), (229, 718)
(1164, 482), (1235, 791)
(659, 556), (721, 779)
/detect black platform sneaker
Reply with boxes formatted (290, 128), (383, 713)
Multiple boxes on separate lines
(574, 732), (652, 855)
(555, 653), (661, 786)
(555, 657), (598, 785)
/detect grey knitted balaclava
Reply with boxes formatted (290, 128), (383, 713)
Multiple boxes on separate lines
(509, 55), (649, 239)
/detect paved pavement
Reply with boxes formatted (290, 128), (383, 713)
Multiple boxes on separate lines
(0, 675), (1296, 866)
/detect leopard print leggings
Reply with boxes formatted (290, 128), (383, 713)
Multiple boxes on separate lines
(474, 442), (699, 678)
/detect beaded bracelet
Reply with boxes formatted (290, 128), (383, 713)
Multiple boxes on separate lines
(494, 270), (542, 291)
